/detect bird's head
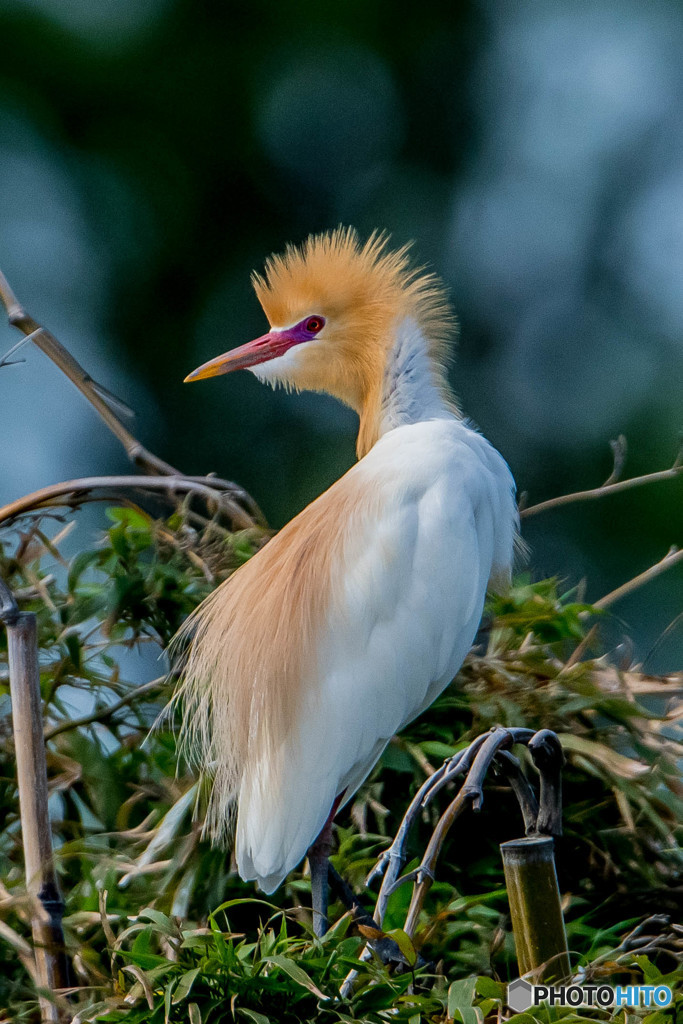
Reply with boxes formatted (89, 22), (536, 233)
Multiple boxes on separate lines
(185, 227), (452, 414)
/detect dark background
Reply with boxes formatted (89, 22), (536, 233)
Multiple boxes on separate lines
(1, 0), (681, 669)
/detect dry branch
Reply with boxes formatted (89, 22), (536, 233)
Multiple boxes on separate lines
(0, 270), (173, 476)
(43, 677), (166, 741)
(0, 270), (265, 527)
(0, 474), (259, 531)
(521, 443), (682, 519)
(593, 546), (683, 611)
(602, 434), (628, 487)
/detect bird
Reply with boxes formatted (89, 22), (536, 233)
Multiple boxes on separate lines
(175, 227), (518, 934)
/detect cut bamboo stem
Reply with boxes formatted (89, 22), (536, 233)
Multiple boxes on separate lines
(501, 836), (570, 982)
(1, 585), (68, 1022)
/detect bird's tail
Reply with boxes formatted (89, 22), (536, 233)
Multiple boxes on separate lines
(167, 582), (244, 845)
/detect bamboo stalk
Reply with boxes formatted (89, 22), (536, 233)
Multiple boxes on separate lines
(1, 581), (68, 1021)
(501, 836), (570, 982)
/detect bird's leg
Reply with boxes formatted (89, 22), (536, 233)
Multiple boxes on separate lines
(308, 822), (332, 938)
(308, 793), (343, 938)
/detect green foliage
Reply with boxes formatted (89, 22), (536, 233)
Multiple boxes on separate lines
(0, 509), (681, 1022)
(79, 902), (444, 1023)
(56, 906), (683, 1023)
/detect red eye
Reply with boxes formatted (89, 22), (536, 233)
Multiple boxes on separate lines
(305, 316), (325, 334)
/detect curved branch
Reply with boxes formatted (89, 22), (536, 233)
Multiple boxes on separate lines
(0, 474), (258, 530)
(0, 270), (174, 476)
(44, 677), (166, 741)
(593, 546), (683, 611)
(0, 270), (265, 527)
(521, 461), (682, 520)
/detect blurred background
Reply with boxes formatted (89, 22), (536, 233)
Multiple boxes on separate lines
(0, 0), (681, 669)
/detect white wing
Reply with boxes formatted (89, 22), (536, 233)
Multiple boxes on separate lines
(236, 418), (517, 892)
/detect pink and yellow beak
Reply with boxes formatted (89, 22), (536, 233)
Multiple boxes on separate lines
(184, 330), (292, 382)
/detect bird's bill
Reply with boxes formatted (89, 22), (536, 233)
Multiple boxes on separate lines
(184, 330), (295, 382)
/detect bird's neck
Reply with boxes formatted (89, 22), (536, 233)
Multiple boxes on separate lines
(356, 316), (459, 459)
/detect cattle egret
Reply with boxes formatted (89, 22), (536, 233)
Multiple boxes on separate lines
(177, 228), (518, 934)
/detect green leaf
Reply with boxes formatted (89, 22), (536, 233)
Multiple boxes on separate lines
(478, 999), (498, 1018)
(473, 974), (505, 999)
(106, 507), (152, 531)
(137, 909), (174, 933)
(631, 954), (662, 982)
(419, 740), (459, 760)
(238, 1011), (271, 1024)
(262, 955), (327, 1000)
(448, 977), (480, 1023)
(475, 976), (504, 1000)
(68, 548), (102, 590)
(450, 1008), (483, 1024)
(117, 948), (172, 971)
(211, 897), (282, 917)
(172, 967), (201, 1004)
(384, 928), (418, 967)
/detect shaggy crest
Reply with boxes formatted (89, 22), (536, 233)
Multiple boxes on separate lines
(252, 228), (458, 456)
(252, 226), (455, 369)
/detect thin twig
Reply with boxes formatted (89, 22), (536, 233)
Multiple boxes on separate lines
(0, 271), (174, 476)
(579, 916), (678, 981)
(0, 333), (32, 368)
(184, 476), (264, 524)
(0, 475), (257, 530)
(641, 612), (683, 671)
(44, 677), (166, 741)
(562, 624), (598, 672)
(593, 547), (683, 611)
(0, 270), (265, 527)
(521, 455), (682, 520)
(602, 435), (628, 487)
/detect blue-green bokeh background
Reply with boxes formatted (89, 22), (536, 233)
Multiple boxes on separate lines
(1, 0), (681, 668)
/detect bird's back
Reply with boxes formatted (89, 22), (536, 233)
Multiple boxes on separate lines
(216, 415), (517, 892)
